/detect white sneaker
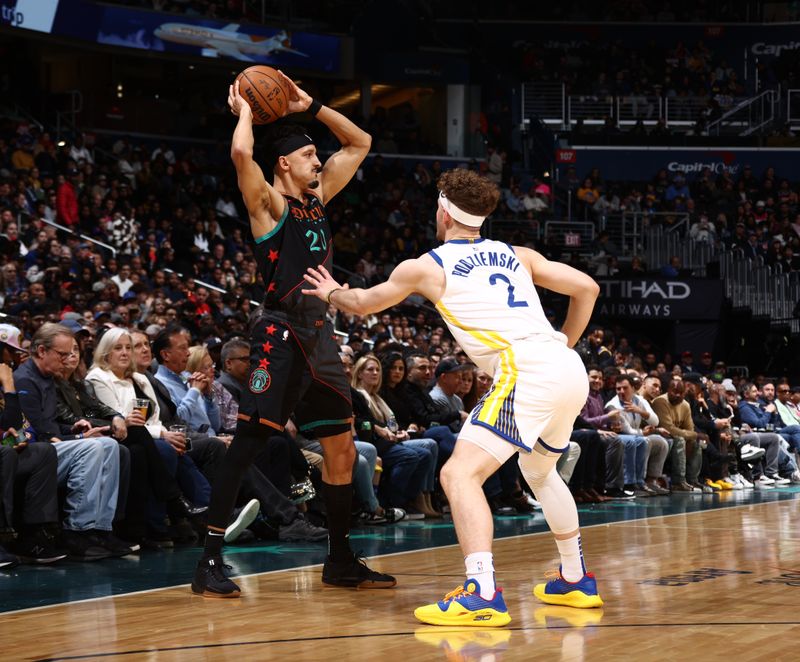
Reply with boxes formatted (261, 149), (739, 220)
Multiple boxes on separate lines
(723, 476), (743, 490)
(770, 474), (791, 485)
(740, 444), (766, 461)
(791, 470), (800, 484)
(224, 498), (260, 542)
(755, 475), (775, 488)
(738, 475), (754, 488)
(525, 493), (542, 510)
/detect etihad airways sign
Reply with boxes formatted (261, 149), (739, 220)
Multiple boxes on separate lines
(596, 278), (724, 320)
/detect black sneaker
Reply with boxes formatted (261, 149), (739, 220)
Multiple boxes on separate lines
(169, 517), (200, 545)
(142, 527), (175, 550)
(12, 528), (68, 564)
(191, 556), (241, 598)
(94, 531), (140, 557)
(322, 554), (397, 589)
(0, 543), (19, 570)
(248, 515), (279, 541)
(278, 515), (328, 542)
(604, 487), (636, 500)
(61, 529), (113, 561)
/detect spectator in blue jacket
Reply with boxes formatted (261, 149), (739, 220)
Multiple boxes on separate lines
(740, 382), (800, 452)
(152, 326), (221, 435)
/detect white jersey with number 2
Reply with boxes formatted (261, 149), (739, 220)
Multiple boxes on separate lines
(428, 237), (586, 453)
(428, 237), (562, 374)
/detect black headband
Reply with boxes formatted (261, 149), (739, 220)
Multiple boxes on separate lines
(272, 133), (314, 165)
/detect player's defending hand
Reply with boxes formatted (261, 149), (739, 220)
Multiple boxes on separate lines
(228, 80), (251, 118)
(302, 265), (348, 302)
(277, 70), (312, 114)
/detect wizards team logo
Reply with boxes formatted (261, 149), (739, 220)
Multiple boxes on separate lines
(249, 368), (271, 394)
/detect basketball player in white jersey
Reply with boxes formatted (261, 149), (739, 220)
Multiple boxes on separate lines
(302, 168), (602, 626)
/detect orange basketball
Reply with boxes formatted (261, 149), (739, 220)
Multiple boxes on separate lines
(235, 66), (291, 125)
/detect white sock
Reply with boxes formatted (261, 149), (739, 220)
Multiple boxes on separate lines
(518, 451), (587, 583)
(465, 551), (496, 599)
(556, 533), (586, 582)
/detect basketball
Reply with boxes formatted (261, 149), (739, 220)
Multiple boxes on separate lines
(235, 65), (291, 125)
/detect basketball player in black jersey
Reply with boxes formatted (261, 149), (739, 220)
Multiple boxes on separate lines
(191, 73), (396, 596)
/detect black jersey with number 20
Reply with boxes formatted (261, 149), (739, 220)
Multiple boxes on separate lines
(253, 193), (332, 320)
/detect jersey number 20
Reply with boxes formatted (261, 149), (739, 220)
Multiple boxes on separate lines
(489, 273), (529, 308)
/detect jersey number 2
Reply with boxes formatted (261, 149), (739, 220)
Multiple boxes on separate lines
(489, 273), (529, 308)
(305, 229), (327, 252)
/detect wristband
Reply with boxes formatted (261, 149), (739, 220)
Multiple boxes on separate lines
(308, 99), (323, 117)
(326, 288), (343, 305)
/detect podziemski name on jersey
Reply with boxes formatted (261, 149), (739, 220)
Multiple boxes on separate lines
(451, 252), (520, 278)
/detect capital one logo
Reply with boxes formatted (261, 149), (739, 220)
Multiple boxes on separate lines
(667, 161), (739, 175)
(751, 41), (800, 56)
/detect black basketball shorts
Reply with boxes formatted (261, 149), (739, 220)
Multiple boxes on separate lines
(236, 310), (353, 439)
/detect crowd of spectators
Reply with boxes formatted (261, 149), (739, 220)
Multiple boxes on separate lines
(517, 37), (744, 104)
(551, 161), (800, 275)
(1, 101), (799, 573)
(4, 313), (800, 571)
(570, 326), (800, 503)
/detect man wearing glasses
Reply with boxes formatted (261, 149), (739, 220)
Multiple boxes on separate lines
(754, 382), (800, 453)
(13, 323), (127, 561)
(217, 338), (250, 407)
(776, 383), (800, 425)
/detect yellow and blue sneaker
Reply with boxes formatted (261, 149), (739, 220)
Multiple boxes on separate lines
(414, 579), (512, 627)
(533, 570), (603, 608)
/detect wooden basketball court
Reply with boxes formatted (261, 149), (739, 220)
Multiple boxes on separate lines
(3, 492), (799, 661)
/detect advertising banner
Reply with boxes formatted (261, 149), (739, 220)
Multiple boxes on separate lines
(0, 0), (342, 74)
(558, 147), (799, 182)
(0, 0), (58, 32)
(596, 278), (724, 320)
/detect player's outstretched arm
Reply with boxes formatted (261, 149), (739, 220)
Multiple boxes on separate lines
(228, 81), (284, 238)
(519, 247), (600, 348)
(302, 260), (429, 315)
(277, 71), (371, 203)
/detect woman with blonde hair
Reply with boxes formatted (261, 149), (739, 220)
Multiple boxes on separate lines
(86, 328), (208, 544)
(352, 354), (439, 517)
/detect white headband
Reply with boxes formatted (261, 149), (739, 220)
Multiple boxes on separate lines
(438, 191), (485, 228)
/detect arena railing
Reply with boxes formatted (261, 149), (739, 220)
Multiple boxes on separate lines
(523, 82), (759, 131)
(643, 219), (716, 277)
(26, 213), (118, 258)
(706, 88), (780, 136)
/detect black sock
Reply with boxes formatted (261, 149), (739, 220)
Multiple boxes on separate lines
(202, 529), (225, 560)
(323, 482), (353, 562)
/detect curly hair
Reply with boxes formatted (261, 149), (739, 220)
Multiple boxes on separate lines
(437, 169), (500, 217)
